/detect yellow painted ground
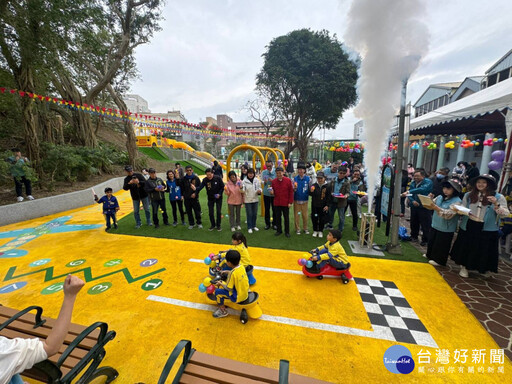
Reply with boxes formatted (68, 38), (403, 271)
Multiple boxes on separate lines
(0, 190), (511, 383)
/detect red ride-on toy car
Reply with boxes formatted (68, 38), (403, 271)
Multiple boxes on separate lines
(298, 252), (353, 284)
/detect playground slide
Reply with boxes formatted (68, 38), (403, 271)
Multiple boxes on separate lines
(171, 141), (226, 170)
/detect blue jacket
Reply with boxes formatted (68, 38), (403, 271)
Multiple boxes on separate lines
(166, 179), (182, 201)
(460, 192), (504, 232)
(97, 195), (119, 214)
(348, 179), (364, 201)
(431, 195), (461, 232)
(261, 168), (276, 196)
(293, 175), (310, 202)
(407, 178), (433, 207)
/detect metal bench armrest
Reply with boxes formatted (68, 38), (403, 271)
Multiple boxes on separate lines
(0, 306), (46, 331)
(60, 329), (117, 384)
(157, 340), (195, 384)
(279, 359), (289, 384)
(57, 322), (108, 366)
(32, 359), (63, 383)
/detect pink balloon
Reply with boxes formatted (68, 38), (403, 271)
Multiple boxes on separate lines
(206, 285), (215, 294)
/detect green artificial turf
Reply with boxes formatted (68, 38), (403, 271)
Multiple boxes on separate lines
(115, 193), (425, 262)
(138, 147), (169, 161)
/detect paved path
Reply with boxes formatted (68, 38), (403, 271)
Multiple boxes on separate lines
(400, 215), (512, 360)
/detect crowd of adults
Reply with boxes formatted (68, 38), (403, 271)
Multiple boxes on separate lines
(123, 157), (368, 239)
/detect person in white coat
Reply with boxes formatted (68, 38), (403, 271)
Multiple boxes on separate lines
(241, 168), (262, 233)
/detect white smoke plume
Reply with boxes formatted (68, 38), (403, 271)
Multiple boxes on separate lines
(343, 0), (430, 209)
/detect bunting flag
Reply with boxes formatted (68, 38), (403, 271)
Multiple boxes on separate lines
(0, 87), (294, 142)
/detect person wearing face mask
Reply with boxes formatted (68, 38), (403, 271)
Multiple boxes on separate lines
(430, 167), (450, 198)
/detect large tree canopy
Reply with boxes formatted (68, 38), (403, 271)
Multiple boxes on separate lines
(256, 29), (358, 160)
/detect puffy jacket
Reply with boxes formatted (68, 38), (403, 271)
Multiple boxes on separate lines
(293, 175), (310, 202)
(144, 177), (166, 201)
(241, 176), (262, 203)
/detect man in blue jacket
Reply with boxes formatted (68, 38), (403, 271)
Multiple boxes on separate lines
(402, 169), (433, 246)
(293, 164), (310, 235)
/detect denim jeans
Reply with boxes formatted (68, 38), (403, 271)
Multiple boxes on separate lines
(245, 202), (258, 229)
(328, 204), (346, 232)
(133, 196), (152, 226)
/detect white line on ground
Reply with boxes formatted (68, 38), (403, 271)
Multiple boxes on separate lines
(146, 295), (438, 347)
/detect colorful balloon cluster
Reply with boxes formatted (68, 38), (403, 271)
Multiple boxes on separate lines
(444, 140), (456, 149)
(326, 142), (363, 153)
(488, 150), (506, 171)
(460, 139), (479, 148)
(483, 137), (505, 146)
(410, 142), (420, 150)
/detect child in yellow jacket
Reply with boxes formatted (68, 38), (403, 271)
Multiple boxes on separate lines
(310, 229), (349, 270)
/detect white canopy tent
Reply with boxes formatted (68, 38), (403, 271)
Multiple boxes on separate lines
(407, 76), (512, 189)
(410, 76), (512, 135)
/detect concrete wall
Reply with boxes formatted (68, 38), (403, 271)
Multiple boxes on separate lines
(0, 177), (125, 227)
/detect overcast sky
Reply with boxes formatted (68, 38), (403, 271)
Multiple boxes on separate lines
(130, 0), (512, 140)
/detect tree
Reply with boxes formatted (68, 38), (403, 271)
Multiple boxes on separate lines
(51, 0), (163, 148)
(256, 29), (358, 161)
(245, 95), (279, 146)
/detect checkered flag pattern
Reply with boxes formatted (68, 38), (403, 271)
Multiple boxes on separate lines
(354, 277), (438, 347)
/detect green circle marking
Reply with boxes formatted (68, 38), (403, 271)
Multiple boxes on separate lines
(87, 282), (112, 295)
(66, 259), (86, 267)
(104, 259), (123, 267)
(141, 279), (163, 291)
(41, 282), (64, 295)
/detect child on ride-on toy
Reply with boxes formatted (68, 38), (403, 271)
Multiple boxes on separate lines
(309, 229), (349, 272)
(208, 232), (256, 284)
(213, 250), (250, 318)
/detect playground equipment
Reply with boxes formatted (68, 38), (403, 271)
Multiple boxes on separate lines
(200, 274), (263, 324)
(298, 252), (353, 284)
(135, 129), (226, 170)
(204, 253), (257, 285)
(225, 144), (285, 174)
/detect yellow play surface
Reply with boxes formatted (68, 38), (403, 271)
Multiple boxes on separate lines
(0, 190), (510, 383)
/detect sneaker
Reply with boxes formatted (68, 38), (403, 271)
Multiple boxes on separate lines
(172, 222), (177, 227)
(135, 224), (141, 229)
(105, 227), (110, 232)
(182, 221), (186, 226)
(113, 223), (118, 229)
(164, 222), (170, 226)
(285, 233), (291, 238)
(273, 225), (277, 230)
(411, 237), (418, 243)
(421, 254), (427, 258)
(17, 196), (24, 202)
(253, 227), (259, 232)
(481, 271), (492, 278)
(231, 227), (236, 232)
(459, 266), (469, 278)
(197, 224), (203, 229)
(217, 227), (222, 231)
(304, 230), (310, 235)
(296, 230), (301, 235)
(274, 232), (282, 236)
(148, 223), (154, 226)
(318, 232), (323, 238)
(352, 226), (357, 231)
(155, 224), (160, 229)
(248, 229), (253, 234)
(312, 231), (318, 237)
(27, 195), (35, 200)
(236, 226), (241, 230)
(420, 241), (428, 247)
(188, 225), (195, 230)
(212, 308), (228, 318)
(264, 225), (270, 230)
(428, 260), (441, 267)
(209, 226), (216, 231)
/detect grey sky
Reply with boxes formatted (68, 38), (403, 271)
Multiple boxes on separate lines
(131, 0), (512, 140)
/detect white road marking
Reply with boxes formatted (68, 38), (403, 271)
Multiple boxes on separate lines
(146, 295), (438, 347)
